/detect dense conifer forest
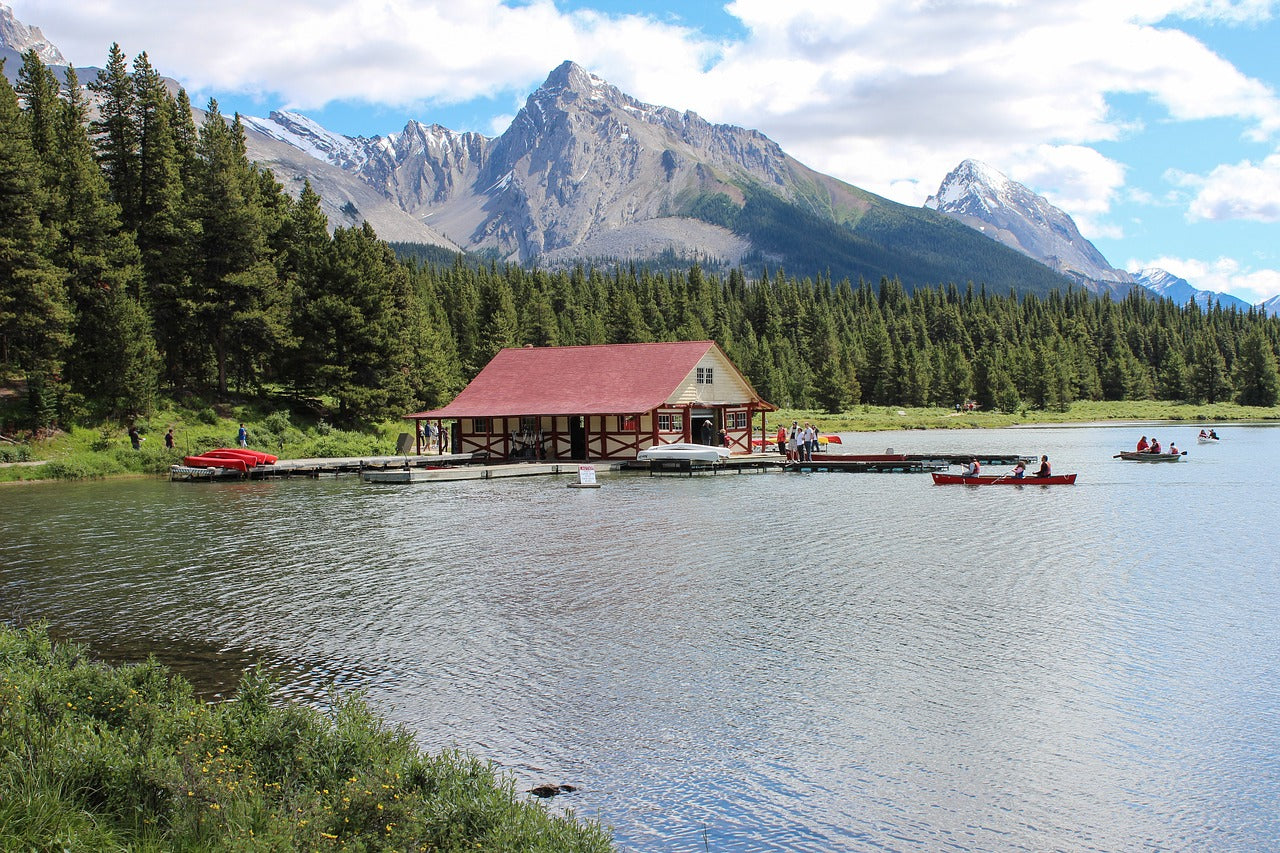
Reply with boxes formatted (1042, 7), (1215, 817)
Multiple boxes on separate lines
(2, 47), (1278, 435)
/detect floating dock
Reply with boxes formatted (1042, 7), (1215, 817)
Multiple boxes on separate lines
(172, 450), (1035, 483)
(362, 462), (623, 483)
(620, 456), (781, 476)
(171, 452), (480, 481)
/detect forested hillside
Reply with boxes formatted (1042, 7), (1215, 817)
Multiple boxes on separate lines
(2, 47), (1278, 437)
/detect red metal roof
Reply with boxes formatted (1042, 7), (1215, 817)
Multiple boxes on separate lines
(406, 341), (772, 418)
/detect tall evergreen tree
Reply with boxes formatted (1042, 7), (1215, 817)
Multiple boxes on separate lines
(89, 43), (138, 219)
(1234, 327), (1280, 407)
(50, 66), (159, 418)
(190, 102), (283, 394)
(0, 64), (71, 428)
(1188, 330), (1232, 403)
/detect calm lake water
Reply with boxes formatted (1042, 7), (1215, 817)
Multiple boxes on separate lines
(3, 424), (1280, 851)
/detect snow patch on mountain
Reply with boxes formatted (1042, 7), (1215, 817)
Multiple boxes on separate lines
(242, 111), (371, 170)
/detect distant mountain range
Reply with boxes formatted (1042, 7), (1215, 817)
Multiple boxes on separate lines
(1130, 267), (1251, 311)
(2, 2), (1273, 312)
(926, 158), (1276, 315)
(241, 60), (1073, 296)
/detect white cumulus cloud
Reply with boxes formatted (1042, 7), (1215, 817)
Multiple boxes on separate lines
(1172, 153), (1280, 221)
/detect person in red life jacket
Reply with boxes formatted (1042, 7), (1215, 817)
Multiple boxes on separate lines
(1136, 435), (1149, 452)
(1033, 455), (1051, 477)
(1168, 441), (1179, 455)
(1149, 438), (1162, 454)
(775, 424), (787, 455)
(963, 456), (981, 476)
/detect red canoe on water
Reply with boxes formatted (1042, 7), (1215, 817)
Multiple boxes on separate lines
(931, 472), (1077, 485)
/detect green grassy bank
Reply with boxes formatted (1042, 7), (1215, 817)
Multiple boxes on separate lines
(0, 398), (410, 484)
(771, 400), (1280, 433)
(3, 398), (1277, 483)
(0, 624), (613, 852)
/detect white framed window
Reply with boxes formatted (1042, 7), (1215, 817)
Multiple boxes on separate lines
(733, 412), (748, 429)
(472, 418), (490, 434)
(657, 413), (683, 432)
(696, 366), (714, 384)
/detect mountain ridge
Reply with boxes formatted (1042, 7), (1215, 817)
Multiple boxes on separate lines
(241, 60), (1075, 295)
(3, 2), (1269, 308)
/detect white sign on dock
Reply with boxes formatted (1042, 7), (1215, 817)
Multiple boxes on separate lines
(567, 464), (601, 488)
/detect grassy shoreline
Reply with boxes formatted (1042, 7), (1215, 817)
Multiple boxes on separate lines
(770, 400), (1280, 433)
(3, 400), (1277, 484)
(0, 623), (613, 851)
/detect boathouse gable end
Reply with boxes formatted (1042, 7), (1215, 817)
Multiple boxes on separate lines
(404, 342), (774, 461)
(667, 349), (756, 407)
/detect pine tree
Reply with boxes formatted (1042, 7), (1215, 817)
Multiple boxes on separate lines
(1188, 330), (1232, 403)
(89, 44), (138, 218)
(1234, 327), (1280, 407)
(0, 66), (71, 427)
(15, 50), (60, 185)
(190, 102), (283, 395)
(50, 65), (159, 419)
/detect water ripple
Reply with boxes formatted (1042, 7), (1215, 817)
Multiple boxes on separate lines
(4, 425), (1280, 851)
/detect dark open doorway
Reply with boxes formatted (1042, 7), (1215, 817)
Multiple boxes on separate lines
(569, 416), (586, 459)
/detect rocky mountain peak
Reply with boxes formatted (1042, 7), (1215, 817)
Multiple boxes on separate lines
(926, 158), (1133, 294)
(926, 158), (1030, 220)
(541, 59), (604, 96)
(0, 1), (67, 65)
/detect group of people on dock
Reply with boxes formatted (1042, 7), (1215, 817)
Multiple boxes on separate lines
(776, 421), (821, 462)
(415, 422), (451, 454)
(1135, 435), (1178, 455)
(964, 454), (1052, 478)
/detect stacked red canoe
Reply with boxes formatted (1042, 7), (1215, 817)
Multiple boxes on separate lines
(183, 447), (278, 473)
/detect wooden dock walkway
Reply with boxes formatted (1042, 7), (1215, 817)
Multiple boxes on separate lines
(362, 461), (624, 483)
(171, 450), (1034, 483)
(170, 452), (481, 481)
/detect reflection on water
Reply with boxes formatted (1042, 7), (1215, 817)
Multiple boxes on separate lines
(4, 424), (1280, 851)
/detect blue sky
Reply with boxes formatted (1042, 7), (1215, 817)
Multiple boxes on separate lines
(13, 0), (1280, 303)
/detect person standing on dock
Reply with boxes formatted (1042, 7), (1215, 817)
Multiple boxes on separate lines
(775, 424), (786, 455)
(237, 423), (249, 448)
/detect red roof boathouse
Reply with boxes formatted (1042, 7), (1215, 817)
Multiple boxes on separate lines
(405, 341), (775, 462)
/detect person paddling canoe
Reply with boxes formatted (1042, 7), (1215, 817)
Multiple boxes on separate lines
(1033, 455), (1051, 477)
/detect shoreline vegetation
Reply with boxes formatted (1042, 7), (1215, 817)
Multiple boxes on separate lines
(0, 623), (613, 852)
(1, 398), (1275, 485)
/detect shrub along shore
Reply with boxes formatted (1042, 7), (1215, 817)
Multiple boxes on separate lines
(0, 623), (613, 851)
